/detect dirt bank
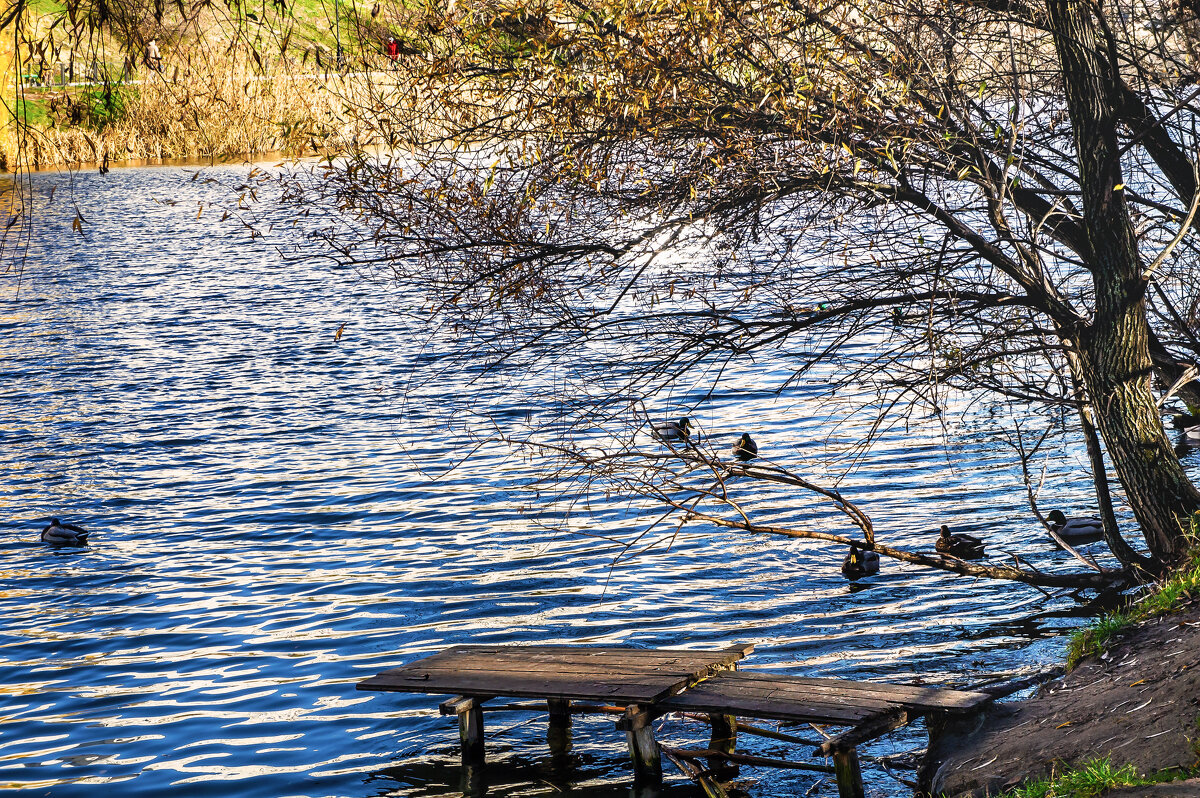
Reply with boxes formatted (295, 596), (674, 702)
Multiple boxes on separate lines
(921, 601), (1200, 797)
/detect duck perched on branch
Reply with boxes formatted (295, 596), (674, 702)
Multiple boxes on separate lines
(841, 543), (879, 579)
(652, 417), (693, 443)
(41, 518), (89, 546)
(1046, 510), (1104, 545)
(936, 525), (985, 559)
(732, 432), (758, 461)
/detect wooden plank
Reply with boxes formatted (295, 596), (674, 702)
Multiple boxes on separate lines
(380, 658), (746, 683)
(358, 644), (751, 704)
(409, 644), (748, 668)
(672, 680), (895, 710)
(661, 679), (897, 721)
(730, 672), (991, 711)
(360, 673), (696, 703)
(362, 645), (747, 679)
(372, 657), (729, 676)
(660, 673), (989, 725)
(679, 672), (992, 712)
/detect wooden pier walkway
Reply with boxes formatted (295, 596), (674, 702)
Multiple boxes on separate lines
(357, 644), (993, 797)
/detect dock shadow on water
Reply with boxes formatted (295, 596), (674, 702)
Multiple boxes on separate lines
(369, 751), (715, 798)
(2, 164), (1197, 798)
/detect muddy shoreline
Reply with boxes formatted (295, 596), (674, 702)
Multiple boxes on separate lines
(922, 601), (1200, 796)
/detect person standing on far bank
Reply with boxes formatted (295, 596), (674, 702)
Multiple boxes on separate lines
(146, 39), (162, 71)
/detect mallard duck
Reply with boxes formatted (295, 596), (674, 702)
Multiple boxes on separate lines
(652, 417), (693, 443)
(1170, 413), (1199, 430)
(935, 525), (985, 559)
(1046, 510), (1104, 544)
(841, 544), (880, 579)
(732, 432), (758, 461)
(41, 518), (89, 545)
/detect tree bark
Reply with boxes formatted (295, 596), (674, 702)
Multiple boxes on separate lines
(1048, 0), (1200, 561)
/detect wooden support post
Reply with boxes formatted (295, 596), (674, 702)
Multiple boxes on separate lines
(620, 705), (662, 785)
(454, 697), (485, 767)
(547, 698), (572, 758)
(707, 713), (738, 779)
(832, 747), (865, 798)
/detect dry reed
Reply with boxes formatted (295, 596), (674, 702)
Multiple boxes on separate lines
(3, 44), (398, 170)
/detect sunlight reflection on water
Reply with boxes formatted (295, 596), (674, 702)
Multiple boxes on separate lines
(2, 164), (1199, 798)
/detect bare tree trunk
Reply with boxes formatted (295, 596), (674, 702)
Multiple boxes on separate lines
(1048, 0), (1200, 561)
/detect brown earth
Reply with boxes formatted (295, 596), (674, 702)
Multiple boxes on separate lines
(921, 603), (1200, 797)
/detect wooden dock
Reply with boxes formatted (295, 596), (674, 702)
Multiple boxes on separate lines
(357, 644), (993, 798)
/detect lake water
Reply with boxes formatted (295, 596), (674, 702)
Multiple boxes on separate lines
(3, 163), (1197, 798)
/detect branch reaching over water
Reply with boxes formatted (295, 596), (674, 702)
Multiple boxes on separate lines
(510, 423), (1129, 591)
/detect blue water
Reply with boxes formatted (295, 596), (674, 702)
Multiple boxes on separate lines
(3, 163), (1197, 797)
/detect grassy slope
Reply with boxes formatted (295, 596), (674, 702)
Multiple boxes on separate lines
(1067, 529), (1200, 668)
(994, 519), (1200, 797)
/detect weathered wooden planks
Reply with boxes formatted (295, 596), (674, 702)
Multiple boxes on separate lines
(660, 670), (991, 720)
(659, 670), (992, 724)
(357, 644), (753, 704)
(357, 644), (995, 798)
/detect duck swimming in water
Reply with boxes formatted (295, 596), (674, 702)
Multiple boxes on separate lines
(652, 417), (693, 443)
(1046, 510), (1104, 545)
(732, 432), (758, 461)
(935, 525), (985, 559)
(841, 543), (880, 579)
(41, 518), (89, 546)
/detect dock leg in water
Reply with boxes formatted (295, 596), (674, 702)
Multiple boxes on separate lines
(459, 762), (485, 798)
(456, 698), (486, 767)
(622, 705), (662, 785)
(707, 713), (738, 779)
(832, 747), (865, 798)
(548, 698), (572, 760)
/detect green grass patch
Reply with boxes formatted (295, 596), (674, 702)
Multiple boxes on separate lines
(1066, 516), (1200, 669)
(998, 757), (1178, 797)
(16, 96), (51, 127)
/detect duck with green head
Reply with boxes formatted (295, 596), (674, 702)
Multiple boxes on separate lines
(1046, 510), (1104, 545)
(653, 417), (693, 442)
(732, 432), (758, 461)
(841, 543), (880, 579)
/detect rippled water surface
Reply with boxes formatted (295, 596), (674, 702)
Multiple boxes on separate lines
(3, 164), (1198, 798)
